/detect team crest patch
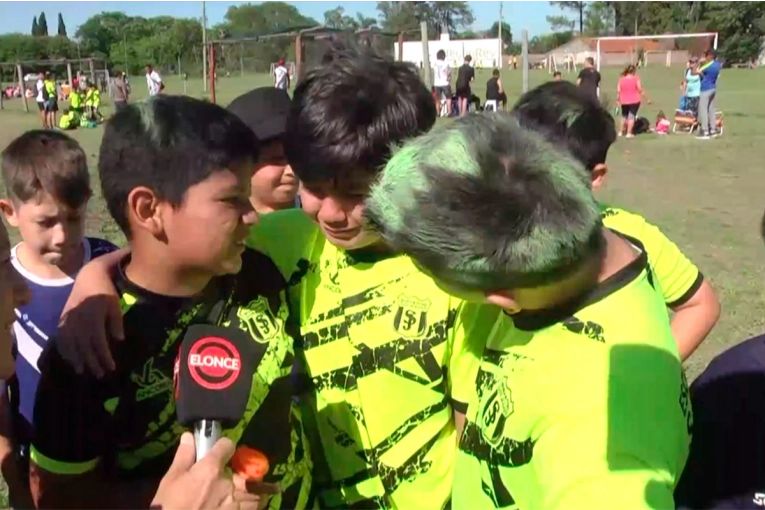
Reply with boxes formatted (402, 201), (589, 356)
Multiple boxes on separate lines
(238, 296), (283, 344)
(478, 376), (514, 447)
(393, 295), (431, 339)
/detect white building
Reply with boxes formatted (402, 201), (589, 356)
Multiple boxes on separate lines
(395, 32), (502, 69)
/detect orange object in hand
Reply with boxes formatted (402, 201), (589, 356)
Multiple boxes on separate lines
(231, 446), (270, 482)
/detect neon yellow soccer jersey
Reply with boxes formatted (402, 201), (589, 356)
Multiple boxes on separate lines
(453, 236), (692, 510)
(601, 204), (703, 307)
(248, 209), (494, 509)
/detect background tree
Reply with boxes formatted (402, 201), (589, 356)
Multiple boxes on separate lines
(583, 2), (614, 36)
(31, 16), (39, 36)
(377, 1), (473, 38)
(356, 13), (377, 29)
(38, 12), (49, 37)
(705, 1), (765, 63)
(57, 13), (67, 37)
(323, 6), (358, 30)
(488, 21), (512, 53)
(547, 1), (585, 33)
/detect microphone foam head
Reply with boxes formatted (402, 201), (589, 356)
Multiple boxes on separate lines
(175, 324), (255, 427)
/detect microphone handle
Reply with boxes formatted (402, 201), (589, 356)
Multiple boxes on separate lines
(193, 419), (223, 462)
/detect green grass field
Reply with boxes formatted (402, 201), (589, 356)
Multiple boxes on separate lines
(0, 65), (764, 506)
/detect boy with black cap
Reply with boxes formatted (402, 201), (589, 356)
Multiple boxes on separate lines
(227, 87), (299, 213)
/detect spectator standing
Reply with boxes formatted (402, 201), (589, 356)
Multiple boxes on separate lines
(35, 73), (46, 129)
(455, 55), (474, 116)
(681, 57), (701, 115)
(112, 71), (130, 113)
(433, 50), (451, 117)
(695, 49), (721, 139)
(273, 58), (290, 90)
(617, 64), (643, 138)
(577, 57), (601, 99)
(485, 69), (506, 111)
(145, 64), (163, 96)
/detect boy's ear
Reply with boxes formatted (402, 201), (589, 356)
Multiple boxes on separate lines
(0, 198), (19, 227)
(126, 187), (165, 237)
(484, 290), (521, 314)
(591, 164), (608, 191)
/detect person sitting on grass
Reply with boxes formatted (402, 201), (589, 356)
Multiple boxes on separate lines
(654, 110), (671, 135)
(227, 87), (299, 213)
(28, 96), (309, 510)
(512, 81), (720, 360)
(0, 130), (117, 507)
(58, 108), (79, 130)
(364, 112), (692, 509)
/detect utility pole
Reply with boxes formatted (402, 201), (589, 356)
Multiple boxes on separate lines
(202, 0), (208, 92)
(414, 1), (431, 89)
(497, 2), (503, 69)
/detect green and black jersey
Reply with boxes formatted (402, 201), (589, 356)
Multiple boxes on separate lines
(248, 209), (493, 509)
(31, 249), (312, 510)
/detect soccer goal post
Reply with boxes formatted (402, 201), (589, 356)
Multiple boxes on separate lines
(595, 32), (718, 71)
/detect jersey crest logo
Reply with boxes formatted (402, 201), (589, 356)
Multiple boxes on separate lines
(131, 358), (173, 401)
(239, 296), (282, 344)
(393, 295), (431, 339)
(478, 375), (514, 447)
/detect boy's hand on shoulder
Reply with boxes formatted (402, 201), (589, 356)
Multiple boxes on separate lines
(57, 248), (127, 378)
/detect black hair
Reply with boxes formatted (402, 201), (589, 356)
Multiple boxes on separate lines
(437, 49), (446, 60)
(553, 71), (562, 77)
(492, 69), (500, 77)
(511, 81), (616, 172)
(285, 44), (435, 189)
(98, 95), (258, 237)
(1, 129), (90, 209)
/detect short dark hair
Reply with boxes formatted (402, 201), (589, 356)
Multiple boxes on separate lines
(492, 69), (500, 77)
(98, 95), (258, 237)
(365, 113), (601, 291)
(553, 71), (562, 77)
(585, 57), (595, 65)
(705, 48), (716, 58)
(437, 49), (446, 60)
(285, 43), (435, 187)
(511, 81), (616, 171)
(1, 129), (91, 209)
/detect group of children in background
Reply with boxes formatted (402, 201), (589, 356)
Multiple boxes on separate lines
(58, 80), (103, 130)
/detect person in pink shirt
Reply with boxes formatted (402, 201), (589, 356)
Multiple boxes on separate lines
(616, 64), (643, 138)
(654, 111), (671, 135)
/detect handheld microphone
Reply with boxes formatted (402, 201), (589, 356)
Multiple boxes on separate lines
(175, 324), (254, 461)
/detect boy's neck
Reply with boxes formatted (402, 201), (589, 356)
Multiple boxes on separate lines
(535, 228), (639, 310)
(15, 240), (85, 280)
(125, 247), (212, 298)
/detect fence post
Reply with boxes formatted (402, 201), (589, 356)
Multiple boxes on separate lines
(17, 64), (29, 113)
(521, 30), (529, 93)
(420, 21), (431, 88)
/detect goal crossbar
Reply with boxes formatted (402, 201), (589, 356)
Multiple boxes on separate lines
(595, 32), (718, 71)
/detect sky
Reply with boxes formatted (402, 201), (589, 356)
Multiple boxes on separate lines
(0, 1), (557, 38)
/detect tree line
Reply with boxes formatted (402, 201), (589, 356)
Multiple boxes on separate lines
(0, 1), (761, 79)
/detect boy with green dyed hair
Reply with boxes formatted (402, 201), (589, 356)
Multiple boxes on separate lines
(511, 80), (720, 360)
(365, 113), (691, 509)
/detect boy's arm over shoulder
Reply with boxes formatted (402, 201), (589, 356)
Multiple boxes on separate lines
(246, 209), (317, 281)
(534, 344), (689, 509)
(30, 339), (113, 508)
(446, 301), (499, 426)
(601, 205), (702, 306)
